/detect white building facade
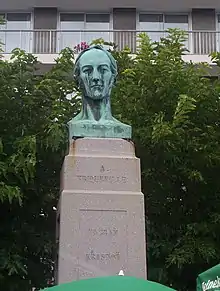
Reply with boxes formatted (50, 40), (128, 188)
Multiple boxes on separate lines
(0, 0), (220, 65)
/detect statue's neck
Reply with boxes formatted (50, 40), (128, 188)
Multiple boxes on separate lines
(83, 96), (112, 121)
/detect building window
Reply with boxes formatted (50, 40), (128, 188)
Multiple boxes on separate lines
(60, 13), (84, 23)
(139, 14), (163, 42)
(139, 13), (189, 46)
(85, 14), (110, 44)
(59, 13), (111, 51)
(59, 13), (84, 51)
(164, 14), (188, 30)
(0, 13), (31, 53)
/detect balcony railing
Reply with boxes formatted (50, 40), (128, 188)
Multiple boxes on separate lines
(0, 29), (219, 55)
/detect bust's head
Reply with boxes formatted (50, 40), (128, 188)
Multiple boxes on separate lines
(74, 46), (117, 100)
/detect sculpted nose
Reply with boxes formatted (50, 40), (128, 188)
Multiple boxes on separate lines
(92, 69), (100, 82)
(93, 77), (99, 83)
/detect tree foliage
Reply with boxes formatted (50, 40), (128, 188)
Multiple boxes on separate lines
(110, 29), (220, 290)
(0, 48), (80, 290)
(1, 30), (220, 291)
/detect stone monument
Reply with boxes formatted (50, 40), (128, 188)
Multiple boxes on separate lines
(56, 45), (146, 283)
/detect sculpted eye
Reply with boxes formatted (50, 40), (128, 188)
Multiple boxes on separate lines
(101, 68), (108, 73)
(83, 68), (92, 74)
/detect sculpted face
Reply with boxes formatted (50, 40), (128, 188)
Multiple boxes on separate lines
(78, 49), (114, 100)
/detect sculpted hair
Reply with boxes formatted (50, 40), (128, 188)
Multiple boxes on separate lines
(73, 45), (118, 87)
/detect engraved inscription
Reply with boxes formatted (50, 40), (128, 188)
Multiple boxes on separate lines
(77, 175), (127, 183)
(79, 210), (128, 271)
(88, 227), (118, 236)
(86, 250), (120, 261)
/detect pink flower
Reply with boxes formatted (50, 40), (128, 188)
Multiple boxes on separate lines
(74, 42), (89, 53)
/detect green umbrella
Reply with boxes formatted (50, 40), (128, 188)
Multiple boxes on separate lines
(41, 276), (176, 291)
(197, 264), (220, 291)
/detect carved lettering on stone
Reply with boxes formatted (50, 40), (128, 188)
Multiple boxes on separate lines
(77, 175), (128, 183)
(79, 209), (127, 273)
(88, 227), (118, 236)
(86, 250), (120, 261)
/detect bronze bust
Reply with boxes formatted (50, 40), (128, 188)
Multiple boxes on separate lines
(68, 45), (131, 139)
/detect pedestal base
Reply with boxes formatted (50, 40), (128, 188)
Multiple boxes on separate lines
(56, 138), (146, 283)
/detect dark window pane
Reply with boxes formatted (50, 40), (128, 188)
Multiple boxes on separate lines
(164, 14), (188, 23)
(86, 14), (110, 23)
(60, 13), (84, 22)
(218, 14), (220, 23)
(139, 14), (163, 23)
(7, 13), (31, 21)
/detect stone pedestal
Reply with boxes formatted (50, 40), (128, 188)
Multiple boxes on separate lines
(56, 138), (147, 284)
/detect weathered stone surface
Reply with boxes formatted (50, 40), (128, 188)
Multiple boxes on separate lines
(56, 138), (146, 283)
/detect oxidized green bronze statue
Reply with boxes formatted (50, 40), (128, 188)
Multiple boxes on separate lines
(68, 45), (132, 139)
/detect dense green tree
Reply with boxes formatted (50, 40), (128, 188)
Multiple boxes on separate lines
(110, 30), (220, 291)
(0, 48), (80, 290)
